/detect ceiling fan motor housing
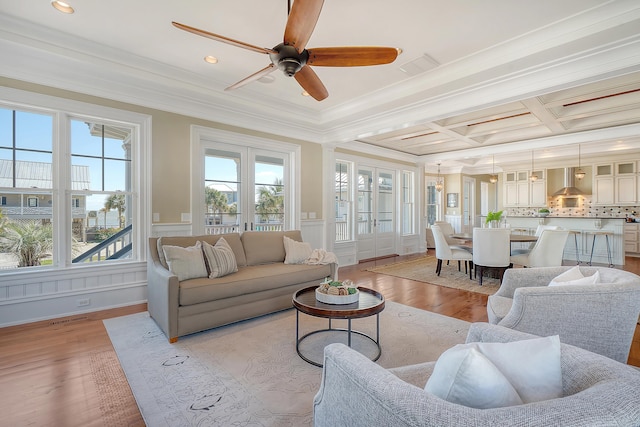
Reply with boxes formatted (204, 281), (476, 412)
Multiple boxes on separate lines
(271, 43), (308, 76)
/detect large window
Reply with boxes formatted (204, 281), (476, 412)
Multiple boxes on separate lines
(0, 102), (143, 270)
(402, 171), (415, 235)
(335, 161), (352, 242)
(425, 175), (441, 226)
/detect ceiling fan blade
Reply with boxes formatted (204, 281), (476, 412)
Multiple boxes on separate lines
(294, 65), (328, 101)
(307, 47), (399, 66)
(225, 64), (277, 91)
(283, 0), (324, 53)
(172, 22), (276, 55)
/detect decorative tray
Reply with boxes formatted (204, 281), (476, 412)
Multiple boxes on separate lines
(316, 279), (359, 305)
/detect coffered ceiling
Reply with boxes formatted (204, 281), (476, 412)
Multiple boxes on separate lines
(1, 0), (639, 171)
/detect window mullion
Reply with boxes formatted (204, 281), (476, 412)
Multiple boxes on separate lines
(53, 112), (71, 267)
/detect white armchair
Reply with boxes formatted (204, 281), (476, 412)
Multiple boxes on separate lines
(487, 266), (640, 363)
(510, 229), (569, 268)
(431, 224), (473, 279)
(472, 227), (511, 286)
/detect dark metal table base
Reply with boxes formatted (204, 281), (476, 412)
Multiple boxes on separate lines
(295, 310), (381, 367)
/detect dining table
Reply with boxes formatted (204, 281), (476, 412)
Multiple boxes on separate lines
(450, 233), (538, 243)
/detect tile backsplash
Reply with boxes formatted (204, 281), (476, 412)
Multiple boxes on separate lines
(506, 196), (640, 218)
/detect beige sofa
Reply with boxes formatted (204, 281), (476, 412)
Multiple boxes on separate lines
(147, 230), (336, 342)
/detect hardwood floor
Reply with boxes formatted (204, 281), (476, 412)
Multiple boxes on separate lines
(1, 257), (639, 426)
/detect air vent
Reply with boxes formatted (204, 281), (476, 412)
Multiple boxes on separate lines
(399, 54), (439, 77)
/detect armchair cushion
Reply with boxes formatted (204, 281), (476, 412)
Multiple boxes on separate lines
(425, 335), (561, 408)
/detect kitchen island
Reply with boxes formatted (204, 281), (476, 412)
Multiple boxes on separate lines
(505, 216), (625, 266)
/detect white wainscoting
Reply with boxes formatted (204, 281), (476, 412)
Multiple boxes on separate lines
(0, 262), (147, 327)
(151, 222), (193, 237)
(300, 220), (326, 250)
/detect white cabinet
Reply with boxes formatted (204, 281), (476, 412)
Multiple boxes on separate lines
(624, 223), (639, 254)
(592, 162), (638, 205)
(503, 170), (546, 207)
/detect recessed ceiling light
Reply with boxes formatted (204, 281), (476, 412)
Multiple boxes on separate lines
(51, 0), (74, 14)
(204, 55), (218, 64)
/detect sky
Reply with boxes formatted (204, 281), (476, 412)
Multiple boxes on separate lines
(0, 108), (128, 211)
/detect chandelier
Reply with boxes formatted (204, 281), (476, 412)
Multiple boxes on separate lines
(489, 155), (498, 184)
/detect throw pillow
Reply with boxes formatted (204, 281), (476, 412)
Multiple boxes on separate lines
(202, 237), (238, 278)
(549, 266), (600, 287)
(425, 335), (562, 408)
(162, 242), (208, 281)
(283, 235), (313, 264)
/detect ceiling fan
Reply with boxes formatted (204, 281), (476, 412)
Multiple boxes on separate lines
(172, 0), (399, 101)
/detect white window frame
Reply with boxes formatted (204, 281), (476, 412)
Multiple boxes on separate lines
(402, 170), (415, 235)
(190, 125), (300, 235)
(0, 86), (151, 271)
(335, 160), (353, 242)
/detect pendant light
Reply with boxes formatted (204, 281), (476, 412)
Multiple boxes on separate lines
(489, 155), (498, 183)
(435, 163), (443, 192)
(575, 144), (586, 180)
(529, 151), (538, 182)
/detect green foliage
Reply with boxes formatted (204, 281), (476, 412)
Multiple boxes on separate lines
(0, 220), (53, 267)
(95, 227), (120, 241)
(255, 178), (284, 221)
(485, 210), (503, 224)
(104, 194), (126, 228)
(538, 208), (550, 213)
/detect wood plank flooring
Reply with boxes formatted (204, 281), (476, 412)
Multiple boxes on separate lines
(1, 257), (639, 426)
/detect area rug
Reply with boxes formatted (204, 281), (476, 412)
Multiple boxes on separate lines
(104, 302), (470, 427)
(366, 254), (500, 295)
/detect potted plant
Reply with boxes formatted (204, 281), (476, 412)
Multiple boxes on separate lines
(538, 208), (550, 217)
(485, 210), (503, 227)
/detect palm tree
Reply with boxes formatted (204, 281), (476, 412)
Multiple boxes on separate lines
(255, 178), (284, 222)
(0, 221), (53, 267)
(205, 187), (228, 224)
(104, 194), (126, 229)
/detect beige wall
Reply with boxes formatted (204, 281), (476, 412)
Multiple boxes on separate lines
(1, 78), (326, 223)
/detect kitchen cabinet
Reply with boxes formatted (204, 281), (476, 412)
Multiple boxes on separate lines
(503, 170), (545, 207)
(593, 162), (638, 205)
(624, 223), (639, 254)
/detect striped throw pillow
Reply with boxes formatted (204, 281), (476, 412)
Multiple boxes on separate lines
(202, 237), (238, 278)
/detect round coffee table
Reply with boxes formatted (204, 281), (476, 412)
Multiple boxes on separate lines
(292, 286), (385, 367)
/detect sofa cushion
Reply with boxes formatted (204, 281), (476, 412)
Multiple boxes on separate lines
(157, 233), (246, 269)
(202, 237), (238, 278)
(549, 265), (600, 287)
(241, 230), (303, 265)
(283, 235), (312, 264)
(179, 262), (331, 306)
(162, 241), (208, 281)
(425, 335), (562, 408)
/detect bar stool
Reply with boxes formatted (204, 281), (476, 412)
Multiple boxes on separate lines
(585, 230), (614, 267)
(567, 230), (581, 265)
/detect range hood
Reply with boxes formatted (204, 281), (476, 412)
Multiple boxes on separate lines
(552, 168), (585, 197)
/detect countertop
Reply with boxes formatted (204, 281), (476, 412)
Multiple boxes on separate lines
(504, 216), (628, 220)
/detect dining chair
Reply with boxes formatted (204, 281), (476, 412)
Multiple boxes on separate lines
(472, 227), (511, 285)
(510, 229), (569, 268)
(434, 221), (471, 252)
(431, 225), (473, 279)
(511, 224), (560, 255)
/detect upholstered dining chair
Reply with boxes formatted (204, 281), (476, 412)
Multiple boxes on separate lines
(511, 224), (560, 256)
(510, 229), (569, 268)
(433, 221), (471, 251)
(431, 224), (473, 279)
(472, 227), (511, 285)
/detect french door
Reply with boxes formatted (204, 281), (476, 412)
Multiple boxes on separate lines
(200, 141), (291, 234)
(356, 166), (396, 260)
